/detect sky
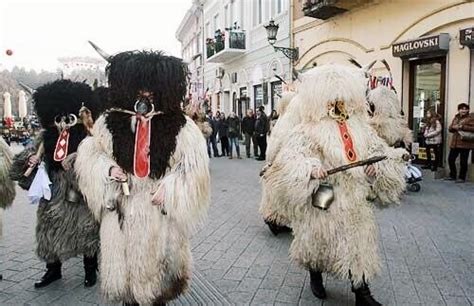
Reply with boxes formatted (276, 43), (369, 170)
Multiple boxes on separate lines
(0, 0), (192, 72)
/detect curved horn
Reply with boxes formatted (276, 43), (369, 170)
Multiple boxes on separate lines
(362, 60), (377, 74)
(88, 41), (111, 62)
(274, 74), (287, 84)
(348, 58), (362, 68)
(18, 82), (35, 95)
(381, 59), (393, 78)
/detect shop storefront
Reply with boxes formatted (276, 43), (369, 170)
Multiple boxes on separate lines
(393, 34), (449, 164)
(271, 81), (282, 112)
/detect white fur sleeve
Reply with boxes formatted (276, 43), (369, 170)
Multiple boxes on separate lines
(75, 116), (121, 221)
(368, 139), (406, 205)
(264, 127), (321, 209)
(159, 118), (210, 233)
(0, 138), (15, 209)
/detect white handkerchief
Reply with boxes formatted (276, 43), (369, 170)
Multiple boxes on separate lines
(28, 162), (52, 204)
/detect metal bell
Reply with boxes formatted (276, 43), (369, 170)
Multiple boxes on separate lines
(66, 188), (80, 203)
(311, 182), (334, 210)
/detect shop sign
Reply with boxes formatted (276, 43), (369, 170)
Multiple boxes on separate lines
(460, 27), (474, 47)
(392, 34), (450, 58)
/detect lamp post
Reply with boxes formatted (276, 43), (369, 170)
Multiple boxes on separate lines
(264, 19), (299, 61)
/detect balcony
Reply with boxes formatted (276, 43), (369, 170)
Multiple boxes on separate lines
(206, 29), (246, 63)
(303, 0), (370, 20)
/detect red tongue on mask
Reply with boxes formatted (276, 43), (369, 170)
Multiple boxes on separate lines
(133, 117), (151, 178)
(53, 129), (70, 162)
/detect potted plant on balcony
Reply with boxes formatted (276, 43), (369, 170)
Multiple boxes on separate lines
(206, 38), (215, 58)
(214, 29), (225, 53)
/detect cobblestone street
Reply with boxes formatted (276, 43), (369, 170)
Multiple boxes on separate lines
(0, 150), (473, 305)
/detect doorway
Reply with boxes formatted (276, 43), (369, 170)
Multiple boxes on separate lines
(409, 57), (446, 164)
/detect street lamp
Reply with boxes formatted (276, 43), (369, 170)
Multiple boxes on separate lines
(264, 19), (299, 61)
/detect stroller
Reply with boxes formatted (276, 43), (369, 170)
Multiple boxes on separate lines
(405, 163), (422, 192)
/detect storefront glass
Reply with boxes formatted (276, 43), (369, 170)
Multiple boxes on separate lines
(409, 58), (445, 163)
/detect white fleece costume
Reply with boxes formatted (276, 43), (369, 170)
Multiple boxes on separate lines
(75, 115), (210, 304)
(367, 86), (413, 147)
(0, 138), (15, 237)
(262, 64), (406, 286)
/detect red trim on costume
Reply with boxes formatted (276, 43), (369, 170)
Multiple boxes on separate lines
(338, 122), (357, 162)
(53, 129), (70, 161)
(133, 116), (151, 178)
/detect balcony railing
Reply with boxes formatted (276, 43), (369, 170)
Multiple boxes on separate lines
(206, 29), (246, 63)
(303, 0), (370, 20)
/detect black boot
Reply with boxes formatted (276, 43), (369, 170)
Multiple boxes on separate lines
(264, 219), (291, 236)
(84, 254), (98, 287)
(309, 269), (327, 299)
(34, 261), (62, 288)
(352, 280), (381, 306)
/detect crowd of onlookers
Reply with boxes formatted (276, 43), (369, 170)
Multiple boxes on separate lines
(421, 102), (474, 183)
(205, 106), (279, 161)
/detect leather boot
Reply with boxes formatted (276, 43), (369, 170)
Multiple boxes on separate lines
(352, 279), (382, 306)
(34, 261), (62, 288)
(84, 254), (98, 287)
(264, 219), (291, 236)
(309, 269), (327, 299)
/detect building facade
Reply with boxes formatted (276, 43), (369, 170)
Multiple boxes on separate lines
(196, 0), (292, 117)
(293, 0), (474, 177)
(176, 1), (205, 108)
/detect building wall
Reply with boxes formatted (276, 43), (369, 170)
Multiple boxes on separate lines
(176, 2), (204, 105)
(293, 0), (474, 177)
(202, 0), (292, 116)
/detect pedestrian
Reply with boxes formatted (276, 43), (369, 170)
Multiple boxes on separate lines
(9, 80), (100, 289)
(218, 112), (230, 157)
(260, 64), (406, 305)
(75, 48), (210, 305)
(268, 109), (279, 136)
(228, 112), (242, 159)
(206, 110), (219, 157)
(242, 109), (258, 158)
(255, 108), (268, 160)
(445, 103), (474, 182)
(422, 109), (442, 171)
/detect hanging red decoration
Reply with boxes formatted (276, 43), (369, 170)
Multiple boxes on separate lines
(6, 49), (13, 56)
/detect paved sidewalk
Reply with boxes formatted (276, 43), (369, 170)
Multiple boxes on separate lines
(1, 152), (473, 305)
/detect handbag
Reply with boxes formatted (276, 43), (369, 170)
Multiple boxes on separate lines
(458, 130), (474, 142)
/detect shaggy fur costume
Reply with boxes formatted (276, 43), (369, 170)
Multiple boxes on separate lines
(105, 51), (187, 180)
(260, 91), (297, 226)
(262, 64), (406, 287)
(185, 105), (213, 139)
(75, 50), (210, 304)
(0, 138), (16, 237)
(367, 86), (413, 147)
(9, 80), (100, 262)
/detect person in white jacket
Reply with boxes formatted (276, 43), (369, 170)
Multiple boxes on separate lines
(422, 109), (443, 171)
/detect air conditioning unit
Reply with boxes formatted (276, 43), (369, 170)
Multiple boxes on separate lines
(215, 67), (225, 79)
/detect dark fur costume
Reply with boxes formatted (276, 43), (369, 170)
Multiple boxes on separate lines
(105, 51), (187, 179)
(10, 79), (100, 262)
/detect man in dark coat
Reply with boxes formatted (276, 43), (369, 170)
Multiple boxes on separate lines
(242, 109), (257, 158)
(255, 107), (268, 160)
